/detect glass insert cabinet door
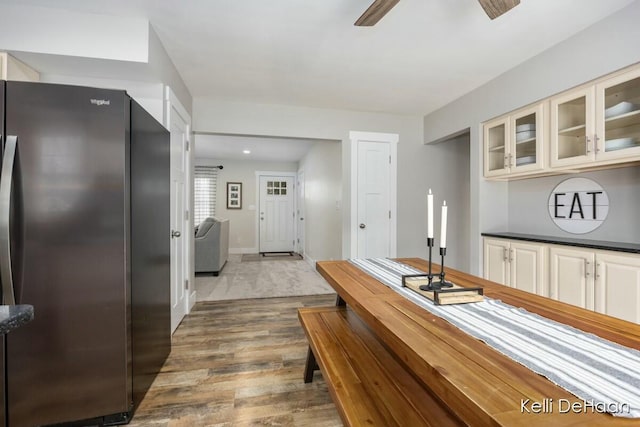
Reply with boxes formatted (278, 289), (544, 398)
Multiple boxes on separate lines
(513, 113), (536, 166)
(550, 86), (596, 168)
(596, 68), (640, 160)
(510, 103), (543, 173)
(484, 104), (543, 178)
(484, 116), (509, 177)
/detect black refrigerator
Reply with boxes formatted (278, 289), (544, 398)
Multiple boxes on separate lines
(0, 81), (171, 426)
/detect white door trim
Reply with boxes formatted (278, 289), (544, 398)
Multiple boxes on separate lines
(296, 169), (305, 256)
(349, 131), (398, 259)
(255, 171), (298, 255)
(165, 87), (190, 131)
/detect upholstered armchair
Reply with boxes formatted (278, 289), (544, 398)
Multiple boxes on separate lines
(195, 217), (229, 275)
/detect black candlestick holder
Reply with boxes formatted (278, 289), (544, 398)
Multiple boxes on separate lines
(419, 237), (435, 291)
(431, 247), (454, 289)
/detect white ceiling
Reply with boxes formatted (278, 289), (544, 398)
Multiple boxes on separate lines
(2, 0), (636, 116)
(195, 134), (320, 162)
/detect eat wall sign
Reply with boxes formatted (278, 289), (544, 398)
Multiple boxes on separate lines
(547, 178), (609, 234)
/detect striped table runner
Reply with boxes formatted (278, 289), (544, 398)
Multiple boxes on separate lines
(350, 258), (640, 418)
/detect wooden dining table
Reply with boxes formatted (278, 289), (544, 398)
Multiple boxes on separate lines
(316, 258), (640, 426)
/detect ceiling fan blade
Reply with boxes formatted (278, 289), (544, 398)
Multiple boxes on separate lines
(478, 0), (520, 20)
(355, 0), (400, 26)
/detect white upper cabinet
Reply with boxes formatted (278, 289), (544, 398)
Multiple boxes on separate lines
(595, 67), (640, 161)
(510, 104), (545, 174)
(484, 103), (544, 178)
(484, 116), (510, 177)
(486, 63), (640, 179)
(550, 86), (596, 168)
(0, 52), (40, 82)
(550, 66), (640, 168)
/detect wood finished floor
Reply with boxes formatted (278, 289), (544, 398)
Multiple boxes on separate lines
(128, 294), (343, 427)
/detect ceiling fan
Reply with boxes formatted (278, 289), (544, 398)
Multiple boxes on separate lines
(355, 0), (520, 26)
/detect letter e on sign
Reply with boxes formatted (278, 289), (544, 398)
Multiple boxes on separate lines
(548, 178), (609, 234)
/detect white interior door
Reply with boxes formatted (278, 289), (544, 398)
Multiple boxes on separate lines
(296, 171), (305, 256)
(357, 141), (391, 258)
(169, 100), (188, 333)
(259, 175), (295, 253)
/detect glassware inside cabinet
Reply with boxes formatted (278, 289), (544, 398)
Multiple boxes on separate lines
(603, 75), (640, 153)
(514, 113), (536, 167)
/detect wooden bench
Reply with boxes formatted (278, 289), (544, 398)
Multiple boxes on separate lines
(298, 306), (462, 427)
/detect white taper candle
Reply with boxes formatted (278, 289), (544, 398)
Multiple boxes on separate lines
(440, 201), (448, 248)
(427, 189), (433, 238)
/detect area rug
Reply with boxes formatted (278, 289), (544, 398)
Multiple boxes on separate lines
(196, 254), (335, 301)
(241, 253), (303, 262)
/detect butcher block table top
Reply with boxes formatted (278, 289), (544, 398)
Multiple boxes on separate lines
(316, 258), (640, 426)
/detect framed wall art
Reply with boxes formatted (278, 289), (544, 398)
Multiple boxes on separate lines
(227, 182), (242, 209)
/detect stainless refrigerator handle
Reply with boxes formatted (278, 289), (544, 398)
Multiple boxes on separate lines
(0, 135), (17, 305)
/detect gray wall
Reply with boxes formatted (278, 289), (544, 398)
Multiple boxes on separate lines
(508, 167), (640, 243)
(299, 141), (342, 263)
(194, 156), (298, 253)
(423, 1), (640, 274)
(420, 133), (470, 272)
(0, 5), (193, 116)
(193, 98), (426, 259)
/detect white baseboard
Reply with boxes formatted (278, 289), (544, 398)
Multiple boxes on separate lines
(229, 247), (258, 255)
(303, 254), (316, 269)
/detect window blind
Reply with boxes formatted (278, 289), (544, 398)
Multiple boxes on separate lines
(194, 166), (218, 225)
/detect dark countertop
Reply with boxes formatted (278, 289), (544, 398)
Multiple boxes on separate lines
(481, 232), (640, 254)
(0, 305), (34, 334)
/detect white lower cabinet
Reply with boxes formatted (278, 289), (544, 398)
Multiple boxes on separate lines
(484, 238), (510, 285)
(549, 246), (595, 310)
(483, 241), (640, 324)
(594, 251), (640, 324)
(483, 238), (547, 297)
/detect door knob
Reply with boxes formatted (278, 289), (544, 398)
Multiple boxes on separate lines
(359, 223), (366, 229)
(300, 217), (304, 221)
(171, 230), (181, 238)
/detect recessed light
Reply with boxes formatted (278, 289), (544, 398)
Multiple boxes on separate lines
(243, 150), (251, 154)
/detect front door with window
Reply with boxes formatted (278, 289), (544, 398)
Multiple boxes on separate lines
(259, 175), (295, 253)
